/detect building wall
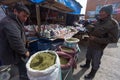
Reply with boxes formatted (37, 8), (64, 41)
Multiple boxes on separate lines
(85, 0), (120, 22)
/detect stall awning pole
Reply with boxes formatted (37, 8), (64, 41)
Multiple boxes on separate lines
(36, 4), (41, 36)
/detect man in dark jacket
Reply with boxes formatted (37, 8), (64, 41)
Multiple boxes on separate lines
(0, 3), (30, 80)
(80, 5), (119, 79)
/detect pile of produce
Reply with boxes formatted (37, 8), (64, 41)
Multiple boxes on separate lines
(30, 52), (56, 70)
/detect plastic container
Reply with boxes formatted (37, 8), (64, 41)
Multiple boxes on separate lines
(64, 37), (80, 52)
(65, 38), (79, 44)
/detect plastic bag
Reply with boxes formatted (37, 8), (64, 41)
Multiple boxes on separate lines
(57, 51), (73, 70)
(26, 50), (61, 80)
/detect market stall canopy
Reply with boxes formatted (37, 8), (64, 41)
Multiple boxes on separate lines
(0, 0), (74, 13)
(0, 0), (31, 5)
(40, 0), (74, 13)
(57, 0), (82, 15)
(29, 0), (45, 4)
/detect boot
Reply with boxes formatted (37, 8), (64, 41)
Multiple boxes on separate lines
(84, 68), (97, 79)
(80, 59), (90, 68)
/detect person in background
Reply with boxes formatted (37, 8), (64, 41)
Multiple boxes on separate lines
(80, 4), (119, 79)
(0, 3), (30, 80)
(83, 20), (90, 27)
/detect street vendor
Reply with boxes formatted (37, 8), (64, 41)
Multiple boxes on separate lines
(0, 3), (30, 80)
(80, 4), (119, 79)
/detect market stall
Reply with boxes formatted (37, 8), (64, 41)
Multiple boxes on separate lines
(0, 0), (83, 80)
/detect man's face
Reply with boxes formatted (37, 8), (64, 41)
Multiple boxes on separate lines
(99, 11), (109, 20)
(14, 10), (29, 23)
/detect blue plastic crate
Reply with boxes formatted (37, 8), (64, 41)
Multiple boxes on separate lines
(28, 38), (52, 55)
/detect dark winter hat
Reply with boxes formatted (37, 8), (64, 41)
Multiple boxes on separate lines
(13, 3), (30, 15)
(99, 4), (113, 15)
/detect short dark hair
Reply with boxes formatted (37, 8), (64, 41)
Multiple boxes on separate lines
(13, 3), (30, 15)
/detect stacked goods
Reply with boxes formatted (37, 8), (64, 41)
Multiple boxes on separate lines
(30, 52), (56, 70)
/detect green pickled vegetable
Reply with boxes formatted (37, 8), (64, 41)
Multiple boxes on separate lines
(66, 38), (76, 41)
(30, 52), (56, 70)
(60, 56), (68, 65)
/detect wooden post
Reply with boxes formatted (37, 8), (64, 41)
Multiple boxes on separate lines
(36, 4), (41, 36)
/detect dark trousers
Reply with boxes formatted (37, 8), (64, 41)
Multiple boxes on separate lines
(86, 47), (103, 70)
(16, 59), (29, 80)
(10, 65), (19, 80)
(0, 60), (1, 66)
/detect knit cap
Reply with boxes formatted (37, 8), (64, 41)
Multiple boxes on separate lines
(99, 4), (113, 15)
(13, 3), (30, 15)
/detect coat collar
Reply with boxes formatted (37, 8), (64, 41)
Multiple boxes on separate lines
(99, 16), (112, 23)
(8, 13), (24, 27)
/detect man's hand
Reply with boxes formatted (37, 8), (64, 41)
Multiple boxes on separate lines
(25, 51), (30, 57)
(89, 36), (96, 40)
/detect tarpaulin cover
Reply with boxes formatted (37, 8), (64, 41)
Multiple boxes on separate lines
(29, 0), (45, 4)
(57, 0), (82, 14)
(28, 0), (82, 14)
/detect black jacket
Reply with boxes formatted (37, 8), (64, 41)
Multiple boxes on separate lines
(0, 14), (27, 65)
(88, 16), (119, 50)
